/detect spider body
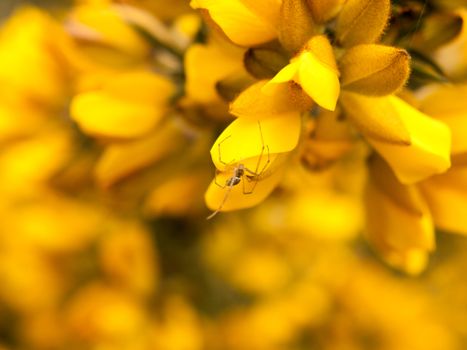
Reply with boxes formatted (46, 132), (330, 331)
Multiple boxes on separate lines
(226, 164), (244, 187)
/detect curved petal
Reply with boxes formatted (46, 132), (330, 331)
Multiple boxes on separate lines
(419, 84), (467, 156)
(298, 52), (340, 111)
(71, 93), (162, 138)
(231, 80), (312, 118)
(365, 157), (434, 275)
(185, 42), (245, 104)
(191, 0), (278, 46)
(421, 166), (467, 235)
(266, 36), (340, 111)
(368, 96), (451, 184)
(340, 92), (411, 145)
(210, 114), (301, 171)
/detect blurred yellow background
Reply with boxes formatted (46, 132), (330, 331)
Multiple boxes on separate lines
(0, 0), (467, 349)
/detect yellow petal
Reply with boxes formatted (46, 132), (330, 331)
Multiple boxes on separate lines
(205, 161), (284, 213)
(145, 170), (209, 217)
(267, 36), (340, 111)
(0, 129), (72, 197)
(335, 0), (390, 47)
(69, 4), (151, 59)
(369, 96), (451, 184)
(302, 109), (354, 169)
(365, 157), (434, 274)
(267, 59), (300, 84)
(190, 0), (278, 46)
(71, 94), (160, 138)
(0, 7), (68, 105)
(184, 42), (245, 104)
(240, 0), (282, 26)
(420, 166), (467, 235)
(282, 188), (362, 239)
(211, 114), (301, 171)
(340, 92), (411, 144)
(278, 0), (315, 53)
(379, 247), (429, 275)
(71, 71), (174, 139)
(302, 34), (338, 71)
(95, 122), (185, 187)
(419, 84), (467, 156)
(231, 80), (312, 118)
(339, 44), (410, 96)
(298, 52), (340, 110)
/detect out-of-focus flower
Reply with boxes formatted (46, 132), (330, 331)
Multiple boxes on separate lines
(435, 9), (467, 80)
(71, 70), (175, 139)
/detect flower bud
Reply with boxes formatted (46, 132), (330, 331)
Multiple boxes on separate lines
(278, 0), (316, 53)
(336, 0), (390, 47)
(339, 44), (410, 96)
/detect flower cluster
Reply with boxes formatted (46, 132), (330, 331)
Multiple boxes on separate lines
(0, 0), (467, 348)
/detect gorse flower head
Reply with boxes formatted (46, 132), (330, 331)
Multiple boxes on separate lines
(195, 3), (446, 193)
(190, 0), (467, 272)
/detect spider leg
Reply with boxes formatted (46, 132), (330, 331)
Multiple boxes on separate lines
(243, 174), (258, 195)
(217, 134), (233, 166)
(253, 121), (265, 175)
(245, 121), (271, 178)
(207, 181), (235, 220)
(213, 169), (226, 188)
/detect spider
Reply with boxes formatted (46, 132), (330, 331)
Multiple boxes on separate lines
(207, 121), (270, 220)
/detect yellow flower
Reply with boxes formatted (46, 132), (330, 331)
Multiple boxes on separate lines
(365, 156), (434, 274)
(418, 83), (467, 236)
(66, 283), (147, 343)
(99, 221), (159, 297)
(0, 7), (71, 106)
(95, 120), (186, 187)
(71, 70), (175, 139)
(66, 3), (152, 68)
(200, 0), (452, 216)
(342, 93), (451, 184)
(151, 296), (205, 350)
